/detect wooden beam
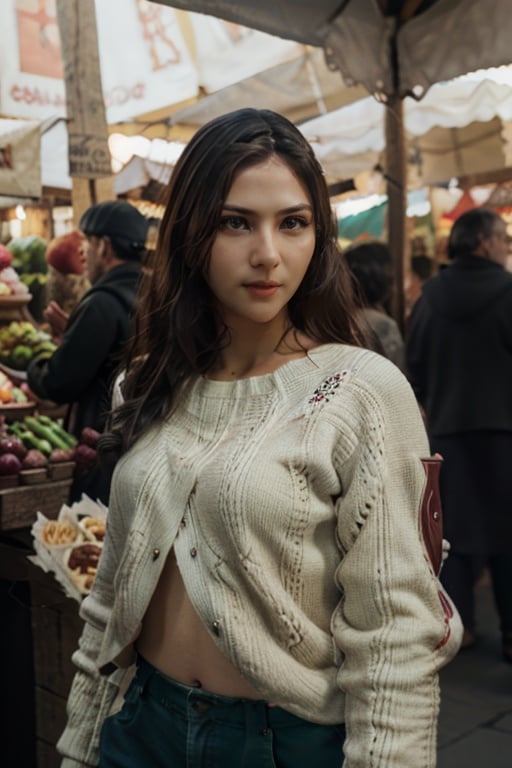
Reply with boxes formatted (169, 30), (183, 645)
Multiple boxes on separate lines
(385, 93), (407, 333)
(456, 167), (512, 190)
(328, 179), (356, 197)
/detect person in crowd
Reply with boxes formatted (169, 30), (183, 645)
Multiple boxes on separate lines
(406, 207), (512, 660)
(344, 239), (405, 370)
(58, 109), (461, 768)
(45, 230), (91, 326)
(27, 200), (148, 504)
(404, 253), (436, 320)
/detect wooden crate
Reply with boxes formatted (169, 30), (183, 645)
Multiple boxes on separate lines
(29, 563), (84, 768)
(0, 478), (73, 530)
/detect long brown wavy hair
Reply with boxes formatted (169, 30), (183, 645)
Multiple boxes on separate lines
(103, 108), (368, 458)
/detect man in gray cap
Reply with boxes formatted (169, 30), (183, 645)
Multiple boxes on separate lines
(27, 200), (148, 503)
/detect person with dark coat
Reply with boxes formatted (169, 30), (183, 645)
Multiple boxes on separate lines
(344, 240), (405, 371)
(406, 207), (512, 661)
(27, 200), (148, 503)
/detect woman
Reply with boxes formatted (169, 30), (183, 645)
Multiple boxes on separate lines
(58, 109), (461, 768)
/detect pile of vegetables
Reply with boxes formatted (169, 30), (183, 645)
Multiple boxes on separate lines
(0, 415), (101, 479)
(0, 370), (29, 405)
(74, 427), (101, 470)
(9, 415), (77, 463)
(7, 235), (48, 276)
(0, 415), (76, 476)
(0, 245), (30, 297)
(6, 235), (49, 322)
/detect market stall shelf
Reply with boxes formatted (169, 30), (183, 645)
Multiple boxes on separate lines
(0, 400), (37, 420)
(0, 293), (34, 323)
(0, 479), (74, 530)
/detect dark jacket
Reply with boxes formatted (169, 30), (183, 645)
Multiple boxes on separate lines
(406, 255), (512, 436)
(28, 261), (142, 437)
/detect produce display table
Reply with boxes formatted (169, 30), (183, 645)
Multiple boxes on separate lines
(0, 476), (82, 768)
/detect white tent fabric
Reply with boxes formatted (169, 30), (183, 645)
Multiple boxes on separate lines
(0, 118), (41, 198)
(113, 155), (173, 195)
(299, 76), (512, 186)
(156, 0), (512, 99)
(40, 119), (71, 190)
(170, 48), (367, 128)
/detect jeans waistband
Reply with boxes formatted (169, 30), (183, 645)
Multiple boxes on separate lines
(135, 655), (312, 728)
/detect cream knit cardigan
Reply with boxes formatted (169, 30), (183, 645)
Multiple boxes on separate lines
(58, 344), (462, 767)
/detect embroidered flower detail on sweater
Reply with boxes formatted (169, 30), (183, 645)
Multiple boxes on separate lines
(309, 371), (348, 406)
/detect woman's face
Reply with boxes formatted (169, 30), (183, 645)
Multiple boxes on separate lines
(207, 155), (316, 332)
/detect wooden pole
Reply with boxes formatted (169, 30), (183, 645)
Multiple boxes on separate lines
(384, 92), (407, 333)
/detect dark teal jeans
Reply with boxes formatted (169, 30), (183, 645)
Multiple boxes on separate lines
(99, 656), (346, 768)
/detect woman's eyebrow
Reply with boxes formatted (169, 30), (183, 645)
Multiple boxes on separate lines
(221, 203), (313, 214)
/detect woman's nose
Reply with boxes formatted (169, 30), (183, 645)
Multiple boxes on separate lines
(249, 228), (280, 267)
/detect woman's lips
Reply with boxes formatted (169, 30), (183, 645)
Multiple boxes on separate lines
(244, 281), (282, 297)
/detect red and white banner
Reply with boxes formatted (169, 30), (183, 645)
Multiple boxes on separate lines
(0, 0), (301, 123)
(0, 1), (66, 120)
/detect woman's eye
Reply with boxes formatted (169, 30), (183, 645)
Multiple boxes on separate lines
(219, 216), (248, 231)
(281, 216), (310, 230)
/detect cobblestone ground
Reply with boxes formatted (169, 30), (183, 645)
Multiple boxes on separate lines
(438, 579), (512, 768)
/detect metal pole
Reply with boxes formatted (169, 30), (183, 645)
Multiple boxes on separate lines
(384, 92), (407, 333)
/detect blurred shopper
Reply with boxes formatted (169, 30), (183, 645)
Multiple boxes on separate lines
(406, 208), (512, 661)
(404, 254), (436, 320)
(27, 201), (148, 503)
(45, 229), (90, 338)
(344, 239), (405, 370)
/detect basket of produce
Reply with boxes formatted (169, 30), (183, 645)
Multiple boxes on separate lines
(0, 244), (32, 300)
(0, 370), (35, 419)
(0, 320), (56, 374)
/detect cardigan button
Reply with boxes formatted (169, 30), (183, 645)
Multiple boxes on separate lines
(152, 548), (160, 561)
(190, 547), (197, 558)
(211, 620), (221, 636)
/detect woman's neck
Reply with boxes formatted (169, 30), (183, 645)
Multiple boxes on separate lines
(209, 321), (315, 381)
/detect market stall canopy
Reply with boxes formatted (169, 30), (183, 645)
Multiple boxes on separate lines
(155, 0), (512, 99)
(113, 155), (173, 197)
(170, 47), (367, 128)
(298, 76), (512, 187)
(0, 118), (41, 198)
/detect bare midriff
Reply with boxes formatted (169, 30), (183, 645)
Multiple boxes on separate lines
(135, 548), (263, 698)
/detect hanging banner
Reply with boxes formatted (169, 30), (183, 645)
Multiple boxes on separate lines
(0, 119), (41, 198)
(98, 0), (199, 123)
(56, 0), (111, 178)
(188, 14), (303, 93)
(0, 0), (66, 120)
(0, 1), (302, 123)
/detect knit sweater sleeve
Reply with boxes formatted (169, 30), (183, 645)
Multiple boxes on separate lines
(57, 479), (130, 768)
(330, 359), (462, 768)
